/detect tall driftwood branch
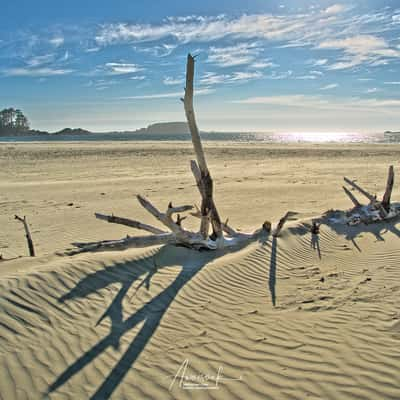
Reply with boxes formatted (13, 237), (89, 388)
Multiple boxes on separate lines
(95, 213), (166, 234)
(184, 54), (223, 241)
(382, 165), (394, 211)
(14, 215), (35, 257)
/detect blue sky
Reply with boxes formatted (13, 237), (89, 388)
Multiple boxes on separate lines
(1, 0), (400, 132)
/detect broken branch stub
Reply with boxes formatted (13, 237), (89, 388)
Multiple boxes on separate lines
(15, 215), (35, 257)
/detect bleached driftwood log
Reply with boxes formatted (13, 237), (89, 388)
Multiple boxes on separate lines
(68, 54), (272, 254)
(15, 215), (35, 257)
(342, 165), (399, 225)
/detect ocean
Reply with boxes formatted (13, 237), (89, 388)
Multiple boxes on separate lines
(0, 131), (399, 143)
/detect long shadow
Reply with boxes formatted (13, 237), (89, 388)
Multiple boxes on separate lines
(288, 209), (400, 253)
(48, 241), (259, 399)
(311, 233), (321, 259)
(268, 236), (277, 307)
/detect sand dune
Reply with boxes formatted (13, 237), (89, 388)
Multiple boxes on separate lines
(0, 142), (399, 399)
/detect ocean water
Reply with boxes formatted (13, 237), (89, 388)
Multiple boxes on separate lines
(0, 131), (399, 143)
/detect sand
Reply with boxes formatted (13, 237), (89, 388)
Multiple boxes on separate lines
(0, 141), (399, 399)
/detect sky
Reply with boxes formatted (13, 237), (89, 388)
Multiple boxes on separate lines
(1, 0), (400, 132)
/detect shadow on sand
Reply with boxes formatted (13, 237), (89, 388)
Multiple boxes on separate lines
(288, 211), (400, 254)
(48, 239), (262, 399)
(268, 236), (277, 307)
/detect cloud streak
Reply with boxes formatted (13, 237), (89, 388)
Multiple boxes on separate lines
(120, 87), (214, 99)
(2, 67), (73, 77)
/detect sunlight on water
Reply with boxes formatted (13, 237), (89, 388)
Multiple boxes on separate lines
(273, 131), (380, 143)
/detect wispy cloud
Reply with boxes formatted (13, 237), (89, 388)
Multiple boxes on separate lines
(25, 53), (55, 67)
(49, 36), (64, 47)
(309, 59), (328, 66)
(320, 83), (338, 90)
(2, 67), (73, 77)
(264, 70), (293, 80)
(323, 4), (347, 15)
(104, 62), (144, 75)
(85, 78), (119, 90)
(233, 94), (400, 112)
(120, 87), (214, 100)
(130, 75), (146, 80)
(207, 42), (262, 67)
(295, 75), (317, 80)
(199, 70), (262, 85)
(134, 43), (178, 57)
(384, 81), (400, 85)
(163, 76), (183, 85)
(319, 35), (400, 70)
(250, 60), (278, 69)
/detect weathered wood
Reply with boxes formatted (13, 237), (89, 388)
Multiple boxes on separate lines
(273, 212), (291, 237)
(222, 218), (237, 236)
(136, 195), (182, 233)
(343, 177), (376, 203)
(184, 55), (208, 173)
(382, 165), (394, 211)
(342, 186), (362, 208)
(184, 54), (223, 241)
(14, 215), (35, 257)
(166, 203), (193, 217)
(95, 213), (166, 234)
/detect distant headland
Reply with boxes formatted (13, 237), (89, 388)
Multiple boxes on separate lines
(0, 107), (190, 136)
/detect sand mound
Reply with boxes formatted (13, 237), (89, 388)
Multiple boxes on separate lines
(0, 219), (399, 400)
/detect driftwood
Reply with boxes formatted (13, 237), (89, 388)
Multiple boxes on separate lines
(15, 215), (35, 257)
(342, 166), (399, 225)
(382, 165), (394, 211)
(273, 212), (291, 237)
(69, 54), (272, 254)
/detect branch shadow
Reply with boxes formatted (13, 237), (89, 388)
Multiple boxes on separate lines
(48, 240), (260, 399)
(287, 208), (400, 254)
(311, 233), (321, 259)
(268, 236), (277, 307)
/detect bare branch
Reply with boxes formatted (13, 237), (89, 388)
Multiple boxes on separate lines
(166, 203), (193, 217)
(94, 213), (166, 234)
(14, 215), (35, 257)
(136, 195), (182, 233)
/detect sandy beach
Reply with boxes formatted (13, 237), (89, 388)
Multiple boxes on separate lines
(0, 141), (399, 399)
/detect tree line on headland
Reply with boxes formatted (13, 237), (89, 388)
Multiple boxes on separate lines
(0, 108), (30, 135)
